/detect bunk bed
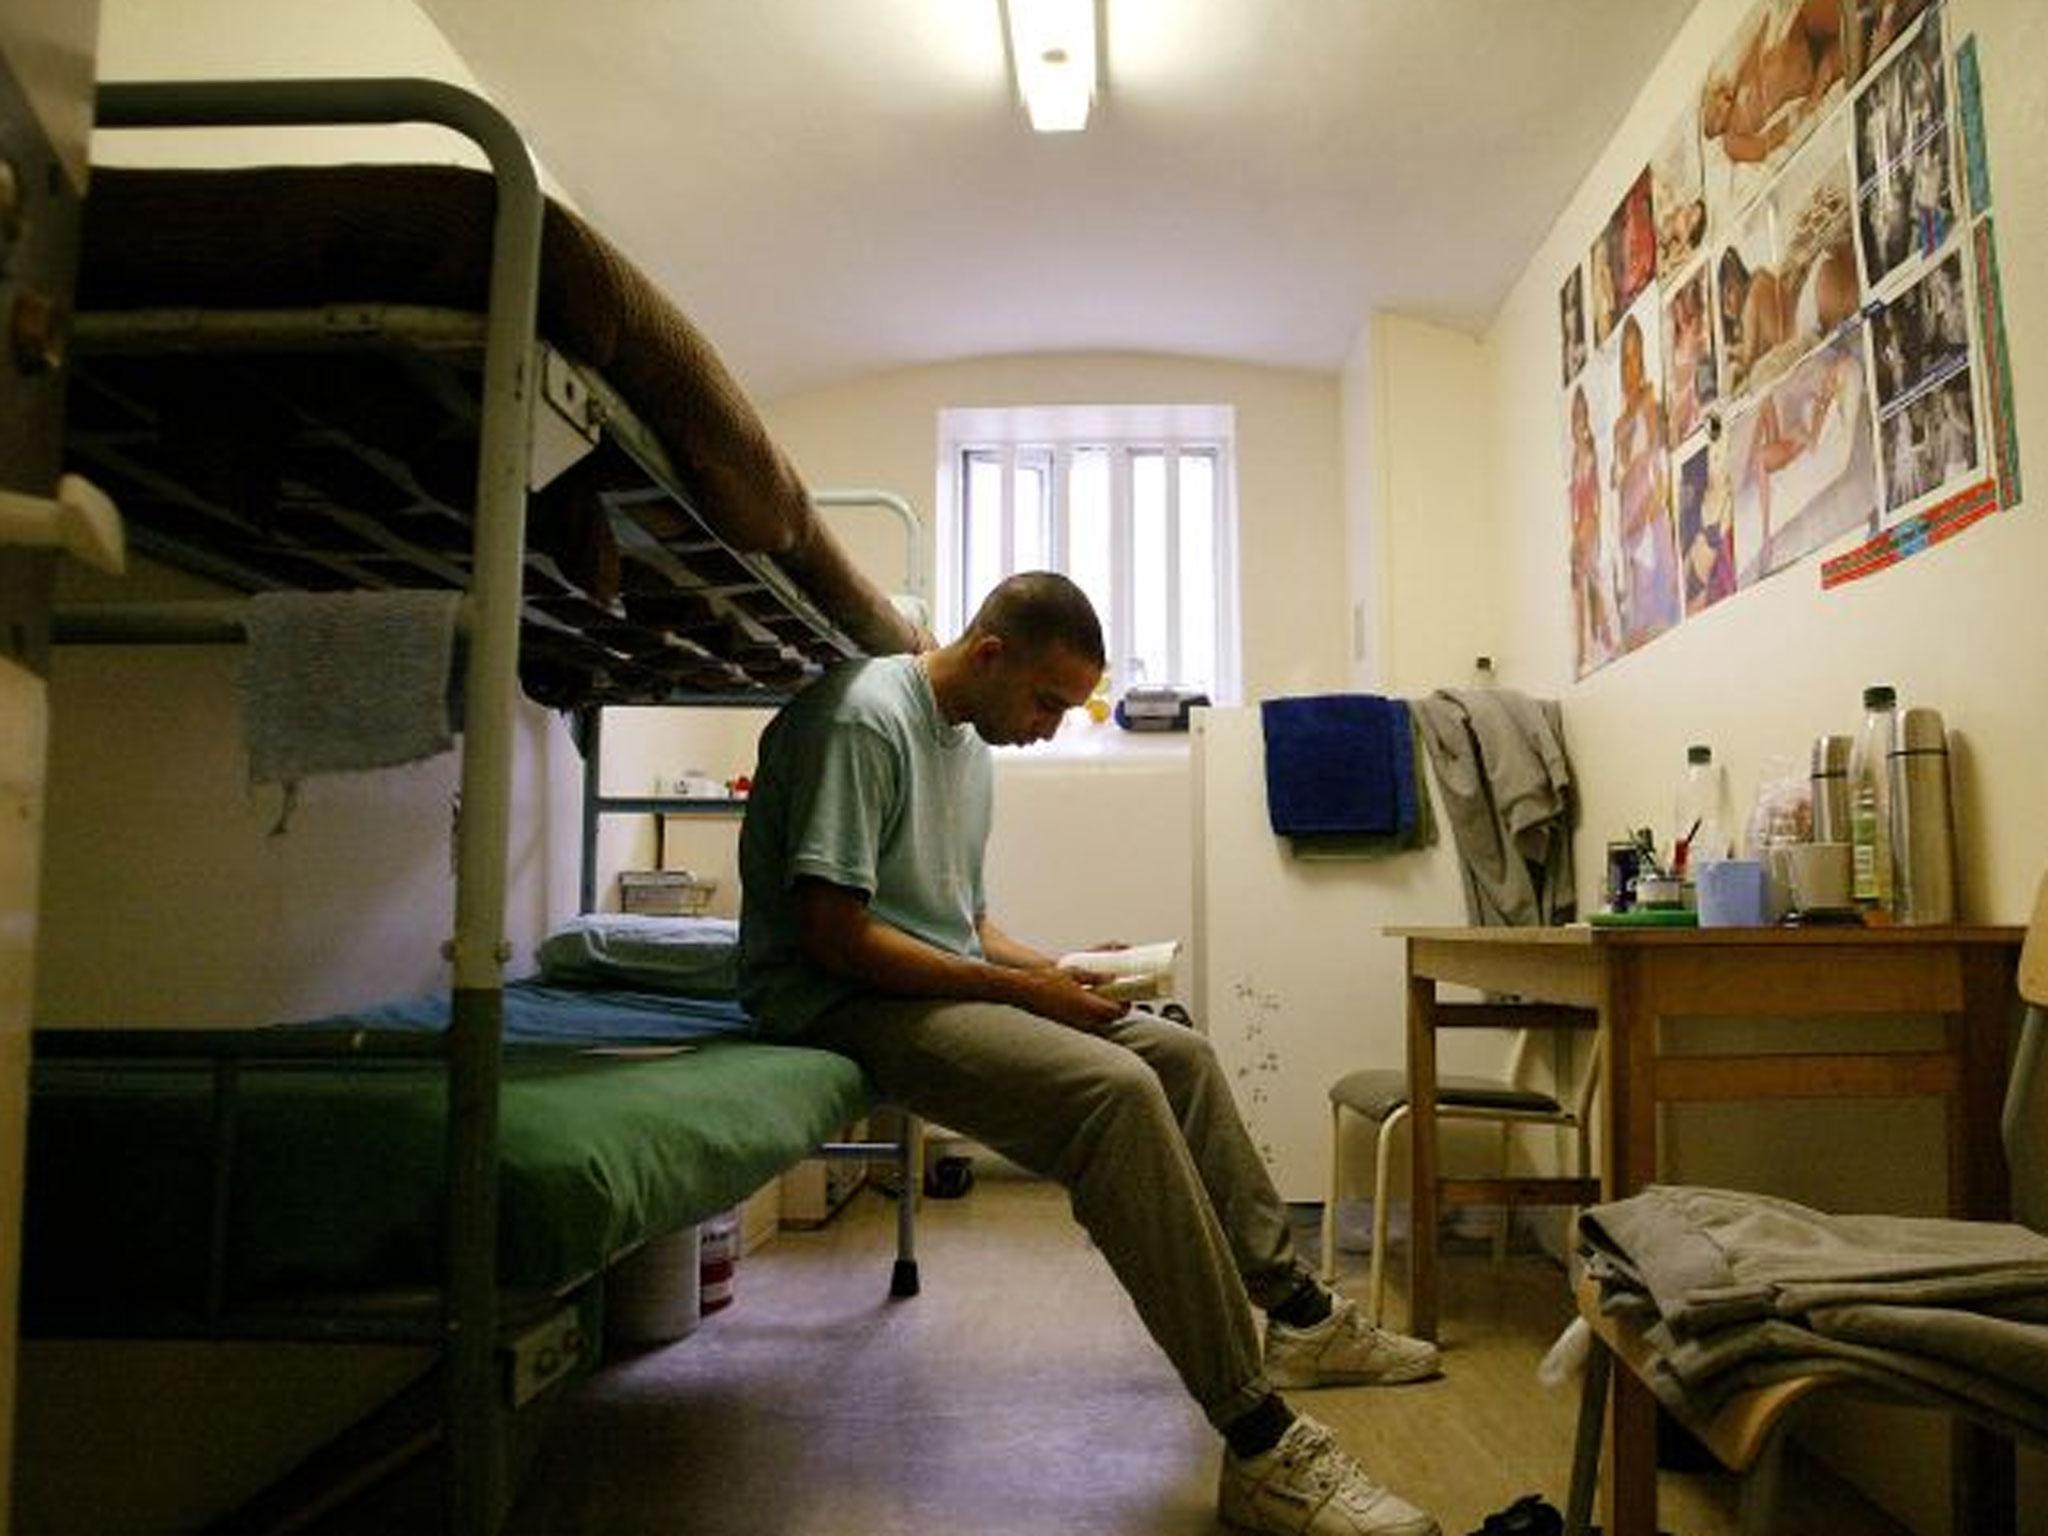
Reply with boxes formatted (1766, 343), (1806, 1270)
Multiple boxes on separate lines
(24, 77), (925, 1535)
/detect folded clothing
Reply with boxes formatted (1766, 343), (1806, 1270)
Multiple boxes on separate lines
(537, 913), (741, 998)
(1259, 693), (1410, 837)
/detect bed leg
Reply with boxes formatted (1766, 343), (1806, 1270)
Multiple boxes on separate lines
(891, 1111), (921, 1297)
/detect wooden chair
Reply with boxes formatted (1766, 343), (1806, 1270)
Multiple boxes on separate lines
(1563, 872), (2048, 1536)
(1320, 1015), (1602, 1324)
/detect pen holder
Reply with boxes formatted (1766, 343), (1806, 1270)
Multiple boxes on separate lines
(1635, 874), (1687, 910)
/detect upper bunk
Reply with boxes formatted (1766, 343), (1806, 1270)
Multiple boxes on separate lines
(61, 80), (926, 710)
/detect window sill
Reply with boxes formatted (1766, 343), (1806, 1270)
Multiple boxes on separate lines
(995, 722), (1192, 767)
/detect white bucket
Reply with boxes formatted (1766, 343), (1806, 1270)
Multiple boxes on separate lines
(605, 1226), (702, 1345)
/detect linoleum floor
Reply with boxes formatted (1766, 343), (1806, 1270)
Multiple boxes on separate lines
(503, 1178), (1910, 1536)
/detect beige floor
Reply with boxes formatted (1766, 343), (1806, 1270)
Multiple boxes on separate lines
(504, 1177), (1911, 1536)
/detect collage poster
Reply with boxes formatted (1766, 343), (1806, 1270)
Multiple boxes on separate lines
(1558, 0), (2007, 679)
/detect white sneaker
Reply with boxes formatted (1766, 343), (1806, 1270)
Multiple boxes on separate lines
(1219, 1414), (1439, 1536)
(1264, 1294), (1442, 1389)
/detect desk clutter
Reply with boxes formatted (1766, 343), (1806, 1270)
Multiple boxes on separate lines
(1601, 682), (1959, 928)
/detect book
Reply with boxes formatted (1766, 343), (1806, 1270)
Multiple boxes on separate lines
(1056, 939), (1182, 1001)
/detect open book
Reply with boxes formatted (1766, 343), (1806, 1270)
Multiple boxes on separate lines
(1056, 939), (1182, 1002)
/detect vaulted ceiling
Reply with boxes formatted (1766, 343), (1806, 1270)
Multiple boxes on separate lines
(417, 1), (1694, 399)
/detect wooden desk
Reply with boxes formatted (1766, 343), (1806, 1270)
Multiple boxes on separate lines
(1388, 922), (2025, 1536)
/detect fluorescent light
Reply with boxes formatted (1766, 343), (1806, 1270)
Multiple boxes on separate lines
(1004, 0), (1098, 133)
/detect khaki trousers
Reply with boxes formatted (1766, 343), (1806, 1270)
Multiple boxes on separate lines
(799, 997), (1308, 1429)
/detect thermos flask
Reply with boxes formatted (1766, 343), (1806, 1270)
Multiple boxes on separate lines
(1810, 733), (1851, 843)
(1888, 708), (1956, 925)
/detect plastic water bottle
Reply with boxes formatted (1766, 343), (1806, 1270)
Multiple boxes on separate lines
(1848, 685), (1898, 916)
(1674, 744), (1730, 872)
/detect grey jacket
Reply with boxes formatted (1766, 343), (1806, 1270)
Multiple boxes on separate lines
(1410, 688), (1576, 927)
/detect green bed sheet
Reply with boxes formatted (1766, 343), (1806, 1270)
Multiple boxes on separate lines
(23, 1039), (868, 1313)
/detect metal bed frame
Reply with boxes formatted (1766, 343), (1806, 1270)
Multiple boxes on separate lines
(38, 76), (913, 1535)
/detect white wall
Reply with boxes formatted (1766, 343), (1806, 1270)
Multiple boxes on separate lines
(1457, 0), (2048, 1526)
(765, 352), (1351, 702)
(94, 0), (504, 172)
(1487, 0), (2047, 925)
(24, 3), (578, 1523)
(754, 352), (1345, 953)
(1352, 313), (1505, 696)
(590, 351), (1343, 960)
(39, 0), (584, 1026)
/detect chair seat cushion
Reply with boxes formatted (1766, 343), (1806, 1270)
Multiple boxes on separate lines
(1329, 1068), (1561, 1121)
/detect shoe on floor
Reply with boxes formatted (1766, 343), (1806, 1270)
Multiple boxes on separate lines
(1219, 1413), (1440, 1536)
(1465, 1493), (1563, 1535)
(1264, 1294), (1442, 1389)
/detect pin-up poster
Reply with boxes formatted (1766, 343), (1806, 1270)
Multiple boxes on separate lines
(1560, 265), (1588, 386)
(1602, 289), (1682, 652)
(1589, 169), (1656, 347)
(1662, 260), (1719, 447)
(1699, 0), (1852, 230)
(1562, 362), (1623, 679)
(1724, 326), (1879, 583)
(1651, 106), (1709, 279)
(1675, 437), (1737, 615)
(1714, 110), (1860, 404)
(1555, 1), (2012, 644)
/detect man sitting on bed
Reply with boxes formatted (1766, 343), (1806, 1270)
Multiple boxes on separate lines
(739, 570), (1442, 1536)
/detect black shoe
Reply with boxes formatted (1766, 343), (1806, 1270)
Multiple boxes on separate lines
(1466, 1494), (1562, 1536)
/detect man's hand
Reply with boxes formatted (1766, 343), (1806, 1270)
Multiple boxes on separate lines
(1008, 966), (1129, 1032)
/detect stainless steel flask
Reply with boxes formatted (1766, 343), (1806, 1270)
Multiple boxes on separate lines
(1888, 708), (1957, 925)
(1810, 733), (1851, 843)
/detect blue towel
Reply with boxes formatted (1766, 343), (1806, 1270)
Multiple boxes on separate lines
(1260, 694), (1407, 837)
(1388, 698), (1417, 836)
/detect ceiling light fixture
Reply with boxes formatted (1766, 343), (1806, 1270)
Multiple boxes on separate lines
(1002, 0), (1098, 134)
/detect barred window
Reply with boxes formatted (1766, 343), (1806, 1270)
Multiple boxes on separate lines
(938, 404), (1240, 703)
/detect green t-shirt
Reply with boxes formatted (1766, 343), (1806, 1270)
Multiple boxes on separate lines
(739, 655), (992, 1037)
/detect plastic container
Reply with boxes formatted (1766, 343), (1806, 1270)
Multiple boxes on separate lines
(1889, 706), (1957, 925)
(1675, 744), (1732, 871)
(1696, 859), (1768, 926)
(698, 1207), (740, 1314)
(605, 1226), (701, 1346)
(1847, 686), (1898, 916)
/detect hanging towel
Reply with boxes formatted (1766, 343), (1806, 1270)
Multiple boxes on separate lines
(1260, 693), (1406, 837)
(242, 589), (462, 785)
(1288, 704), (1437, 860)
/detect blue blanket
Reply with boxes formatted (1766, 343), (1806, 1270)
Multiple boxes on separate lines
(305, 978), (754, 1044)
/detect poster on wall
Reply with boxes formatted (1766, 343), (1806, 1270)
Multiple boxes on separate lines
(1562, 366), (1623, 678)
(1872, 249), (1979, 514)
(1589, 168), (1656, 347)
(1852, 12), (1956, 295)
(1725, 326), (1880, 582)
(1661, 260), (1719, 447)
(1850, 0), (1934, 77)
(1698, 0), (1851, 230)
(1556, 1), (2012, 650)
(1650, 107), (1709, 279)
(1714, 111), (1860, 404)
(1675, 437), (1737, 614)
(1604, 288), (1683, 652)
(1560, 265), (1588, 385)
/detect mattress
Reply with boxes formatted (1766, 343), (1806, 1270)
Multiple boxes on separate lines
(66, 164), (922, 704)
(22, 983), (869, 1317)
